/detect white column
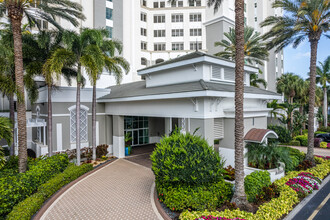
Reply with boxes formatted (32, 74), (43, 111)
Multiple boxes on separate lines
(164, 117), (172, 136)
(96, 121), (99, 146)
(113, 115), (125, 158)
(43, 126), (46, 145)
(56, 123), (62, 152)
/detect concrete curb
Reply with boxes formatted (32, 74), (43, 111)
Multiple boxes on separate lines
(284, 174), (330, 220)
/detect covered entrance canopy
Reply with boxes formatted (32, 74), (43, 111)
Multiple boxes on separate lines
(244, 128), (278, 144)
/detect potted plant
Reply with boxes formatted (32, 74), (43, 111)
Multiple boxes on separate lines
(125, 133), (132, 156)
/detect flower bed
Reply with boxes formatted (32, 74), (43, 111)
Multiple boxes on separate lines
(180, 158), (330, 220)
(196, 216), (245, 220)
(285, 172), (321, 197)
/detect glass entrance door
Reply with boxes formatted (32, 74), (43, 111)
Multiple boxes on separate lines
(124, 116), (149, 146)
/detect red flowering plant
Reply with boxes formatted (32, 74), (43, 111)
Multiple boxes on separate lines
(286, 172), (322, 197)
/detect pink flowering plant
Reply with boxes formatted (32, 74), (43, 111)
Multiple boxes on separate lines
(286, 172), (322, 197)
(196, 216), (245, 220)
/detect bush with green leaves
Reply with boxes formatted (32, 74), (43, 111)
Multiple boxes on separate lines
(157, 180), (232, 211)
(315, 131), (327, 135)
(278, 147), (305, 172)
(295, 135), (308, 146)
(0, 147), (5, 170)
(246, 143), (292, 170)
(320, 142), (328, 149)
(7, 163), (93, 220)
(151, 131), (224, 186)
(267, 125), (292, 144)
(244, 171), (271, 202)
(0, 154), (69, 217)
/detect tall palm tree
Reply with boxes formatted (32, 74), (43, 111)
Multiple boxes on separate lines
(47, 28), (109, 165)
(276, 73), (303, 104)
(215, 26), (269, 66)
(261, 0), (330, 162)
(0, 0), (85, 172)
(84, 29), (130, 161)
(24, 30), (64, 157)
(170, 0), (249, 207)
(315, 56), (330, 127)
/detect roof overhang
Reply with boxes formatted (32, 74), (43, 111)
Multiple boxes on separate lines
(244, 128), (278, 143)
(137, 55), (258, 76)
(98, 90), (282, 103)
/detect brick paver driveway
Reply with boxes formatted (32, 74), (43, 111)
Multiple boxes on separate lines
(40, 159), (163, 220)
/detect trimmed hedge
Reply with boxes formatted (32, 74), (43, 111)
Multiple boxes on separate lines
(7, 163), (93, 220)
(267, 125), (291, 144)
(179, 159), (330, 220)
(0, 154), (69, 217)
(295, 135), (308, 146)
(320, 142), (327, 149)
(151, 131), (224, 186)
(157, 180), (232, 211)
(244, 171), (271, 202)
(315, 131), (327, 135)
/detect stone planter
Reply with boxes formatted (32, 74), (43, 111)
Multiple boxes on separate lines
(244, 162), (285, 182)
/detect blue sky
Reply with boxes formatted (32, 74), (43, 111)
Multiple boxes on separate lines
(283, 36), (329, 79)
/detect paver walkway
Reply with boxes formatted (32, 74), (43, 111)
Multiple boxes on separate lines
(40, 159), (162, 220)
(290, 146), (330, 157)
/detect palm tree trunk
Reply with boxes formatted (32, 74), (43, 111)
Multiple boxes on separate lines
(10, 16), (27, 173)
(9, 95), (15, 156)
(76, 82), (81, 165)
(92, 84), (97, 161)
(306, 39), (319, 162)
(47, 85), (52, 156)
(323, 87), (327, 128)
(231, 0), (248, 207)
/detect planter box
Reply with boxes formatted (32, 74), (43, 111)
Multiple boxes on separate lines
(244, 162), (285, 182)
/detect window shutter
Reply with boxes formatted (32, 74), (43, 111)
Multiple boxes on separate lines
(214, 118), (224, 139)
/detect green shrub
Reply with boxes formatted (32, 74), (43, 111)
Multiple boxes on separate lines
(151, 131), (224, 186)
(7, 163), (93, 220)
(320, 142), (327, 149)
(246, 143), (292, 170)
(289, 140), (301, 146)
(295, 135), (308, 146)
(244, 171), (271, 202)
(157, 180), (232, 211)
(277, 147), (304, 172)
(267, 125), (292, 144)
(0, 154), (69, 217)
(302, 129), (308, 135)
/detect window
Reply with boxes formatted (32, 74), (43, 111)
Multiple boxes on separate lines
(244, 3), (246, 12)
(190, 42), (202, 50)
(190, 28), (202, 36)
(142, 0), (146, 6)
(172, 42), (184, 51)
(154, 43), (166, 51)
(141, 13), (147, 22)
(255, 17), (257, 22)
(178, 1), (183, 7)
(107, 0), (112, 2)
(189, 0), (201, 6)
(70, 106), (88, 143)
(106, 26), (113, 38)
(160, 1), (165, 8)
(275, 58), (278, 66)
(154, 15), (165, 23)
(172, 29), (184, 37)
(153, 2), (158, 8)
(141, 28), (147, 36)
(171, 14), (183, 22)
(190, 13), (201, 22)
(141, 41), (147, 50)
(106, 8), (113, 20)
(141, 58), (147, 66)
(172, 0), (183, 7)
(154, 29), (166, 37)
(255, 3), (257, 8)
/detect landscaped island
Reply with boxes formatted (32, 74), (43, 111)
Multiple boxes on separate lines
(151, 131), (330, 220)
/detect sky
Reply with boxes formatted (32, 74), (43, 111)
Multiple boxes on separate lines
(283, 36), (329, 80)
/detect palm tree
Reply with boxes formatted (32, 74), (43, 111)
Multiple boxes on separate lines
(84, 29), (129, 161)
(170, 0), (249, 207)
(267, 100), (285, 120)
(47, 28), (111, 165)
(215, 26), (269, 66)
(315, 56), (330, 127)
(24, 30), (64, 157)
(250, 73), (267, 88)
(261, 0), (330, 162)
(0, 0), (85, 173)
(276, 73), (303, 104)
